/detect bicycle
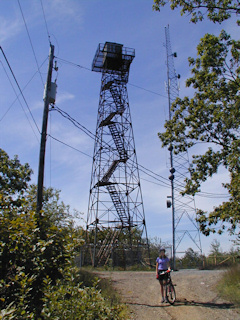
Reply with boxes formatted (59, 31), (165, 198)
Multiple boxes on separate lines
(159, 270), (176, 305)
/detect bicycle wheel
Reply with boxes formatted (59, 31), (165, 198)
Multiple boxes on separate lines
(165, 283), (176, 305)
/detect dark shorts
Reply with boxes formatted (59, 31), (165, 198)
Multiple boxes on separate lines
(158, 270), (168, 282)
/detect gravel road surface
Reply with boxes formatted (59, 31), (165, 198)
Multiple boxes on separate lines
(98, 270), (239, 320)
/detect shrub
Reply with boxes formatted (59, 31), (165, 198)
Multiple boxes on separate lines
(217, 265), (240, 306)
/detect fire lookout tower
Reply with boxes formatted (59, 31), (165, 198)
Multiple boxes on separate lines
(86, 42), (149, 267)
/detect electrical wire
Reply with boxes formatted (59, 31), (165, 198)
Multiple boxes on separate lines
(51, 106), (96, 140)
(0, 46), (41, 135)
(0, 57), (48, 122)
(0, 60), (39, 142)
(55, 56), (168, 98)
(48, 134), (92, 158)
(51, 105), (230, 199)
(128, 83), (167, 98)
(18, 0), (45, 86)
(56, 57), (92, 72)
(51, 105), (173, 187)
(40, 0), (51, 44)
(52, 105), (171, 184)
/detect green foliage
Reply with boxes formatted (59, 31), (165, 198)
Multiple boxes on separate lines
(217, 265), (240, 306)
(41, 268), (126, 320)
(153, 0), (240, 24)
(176, 248), (203, 269)
(209, 239), (222, 255)
(0, 149), (125, 319)
(0, 208), (81, 316)
(158, 31), (240, 236)
(0, 148), (32, 211)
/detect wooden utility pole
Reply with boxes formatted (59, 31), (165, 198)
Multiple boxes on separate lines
(36, 44), (55, 216)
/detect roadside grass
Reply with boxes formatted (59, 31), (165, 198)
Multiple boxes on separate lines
(81, 264), (152, 272)
(217, 265), (240, 306)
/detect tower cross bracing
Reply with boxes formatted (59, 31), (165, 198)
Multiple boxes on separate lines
(87, 42), (149, 266)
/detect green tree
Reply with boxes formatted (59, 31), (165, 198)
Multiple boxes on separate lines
(0, 148), (32, 211)
(159, 31), (240, 235)
(179, 247), (202, 268)
(158, 31), (240, 236)
(153, 0), (240, 24)
(0, 149), (83, 317)
(209, 239), (222, 255)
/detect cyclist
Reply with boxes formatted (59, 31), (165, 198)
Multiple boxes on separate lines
(156, 248), (170, 303)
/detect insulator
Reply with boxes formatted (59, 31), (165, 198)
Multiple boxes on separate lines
(169, 174), (174, 181)
(170, 167), (175, 174)
(168, 145), (173, 151)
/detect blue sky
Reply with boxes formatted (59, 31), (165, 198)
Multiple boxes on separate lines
(0, 0), (239, 255)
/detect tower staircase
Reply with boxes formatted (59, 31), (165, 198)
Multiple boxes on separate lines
(97, 80), (129, 226)
(96, 227), (120, 266)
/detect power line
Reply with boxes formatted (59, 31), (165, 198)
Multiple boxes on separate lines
(51, 105), (229, 199)
(49, 125), (229, 200)
(18, 0), (45, 86)
(56, 56), (168, 97)
(0, 60), (39, 141)
(128, 83), (167, 98)
(51, 106), (96, 140)
(48, 134), (92, 158)
(0, 57), (48, 122)
(52, 105), (171, 184)
(0, 46), (40, 135)
(56, 56), (92, 72)
(40, 0), (51, 44)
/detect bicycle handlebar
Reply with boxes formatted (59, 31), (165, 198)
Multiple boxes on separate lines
(159, 269), (172, 275)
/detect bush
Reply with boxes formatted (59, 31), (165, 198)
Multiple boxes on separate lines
(217, 265), (240, 306)
(0, 267), (126, 320)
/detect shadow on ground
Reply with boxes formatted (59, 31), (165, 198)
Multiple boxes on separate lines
(125, 298), (236, 310)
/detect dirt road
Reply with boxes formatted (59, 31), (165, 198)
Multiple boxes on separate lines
(98, 270), (239, 320)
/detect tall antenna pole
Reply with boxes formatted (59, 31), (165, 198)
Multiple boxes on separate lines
(164, 26), (202, 268)
(165, 26), (176, 269)
(37, 44), (55, 217)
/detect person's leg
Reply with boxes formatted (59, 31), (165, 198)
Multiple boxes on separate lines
(160, 280), (164, 302)
(162, 279), (167, 301)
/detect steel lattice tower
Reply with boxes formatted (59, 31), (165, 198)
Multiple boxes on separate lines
(165, 26), (202, 268)
(86, 42), (149, 267)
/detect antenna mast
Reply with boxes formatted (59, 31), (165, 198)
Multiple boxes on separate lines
(165, 26), (202, 269)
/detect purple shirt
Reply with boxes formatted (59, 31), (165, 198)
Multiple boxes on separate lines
(156, 256), (169, 270)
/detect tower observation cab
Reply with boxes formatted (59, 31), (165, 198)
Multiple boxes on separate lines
(92, 42), (135, 81)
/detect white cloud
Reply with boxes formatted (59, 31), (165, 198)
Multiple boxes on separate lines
(43, 0), (85, 30)
(56, 91), (75, 105)
(0, 17), (23, 43)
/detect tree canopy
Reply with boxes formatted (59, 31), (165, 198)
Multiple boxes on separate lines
(153, 0), (240, 24)
(158, 30), (240, 236)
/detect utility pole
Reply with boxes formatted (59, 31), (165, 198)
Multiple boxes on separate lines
(36, 44), (55, 217)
